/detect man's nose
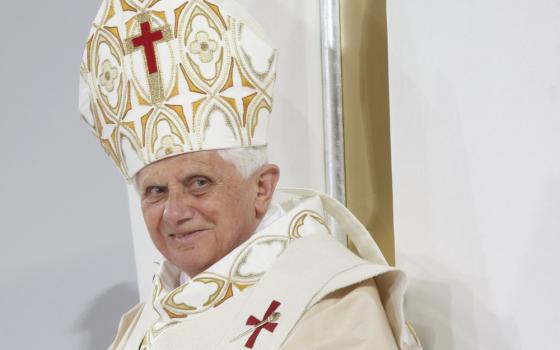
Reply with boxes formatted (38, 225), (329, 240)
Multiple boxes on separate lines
(163, 190), (195, 226)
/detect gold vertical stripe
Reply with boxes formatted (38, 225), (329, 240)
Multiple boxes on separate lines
(148, 73), (164, 104)
(174, 2), (188, 36)
(106, 0), (116, 23)
(340, 0), (395, 265)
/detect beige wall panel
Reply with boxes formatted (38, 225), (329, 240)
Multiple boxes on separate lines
(340, 0), (395, 265)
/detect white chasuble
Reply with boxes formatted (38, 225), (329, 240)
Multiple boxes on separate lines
(109, 190), (422, 350)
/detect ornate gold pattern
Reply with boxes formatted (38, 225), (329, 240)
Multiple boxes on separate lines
(165, 104), (190, 132)
(204, 0), (228, 29)
(106, 0), (116, 21)
(289, 210), (329, 239)
(149, 0), (162, 8)
(105, 26), (126, 53)
(119, 0), (137, 13)
(173, 2), (188, 36)
(80, 0), (278, 180)
(214, 283), (234, 307)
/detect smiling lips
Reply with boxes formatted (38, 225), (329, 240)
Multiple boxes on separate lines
(168, 229), (208, 243)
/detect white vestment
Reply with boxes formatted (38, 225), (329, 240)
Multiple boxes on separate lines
(109, 189), (422, 350)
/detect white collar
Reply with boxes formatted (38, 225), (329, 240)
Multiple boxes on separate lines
(179, 201), (285, 285)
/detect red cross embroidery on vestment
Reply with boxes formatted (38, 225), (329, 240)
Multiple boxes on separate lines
(244, 300), (282, 349)
(132, 21), (165, 74)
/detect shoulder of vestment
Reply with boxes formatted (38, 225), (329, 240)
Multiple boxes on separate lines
(108, 303), (145, 350)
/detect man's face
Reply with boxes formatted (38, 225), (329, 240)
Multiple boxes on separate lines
(136, 151), (262, 277)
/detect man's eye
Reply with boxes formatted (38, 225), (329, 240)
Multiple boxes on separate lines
(146, 186), (165, 197)
(190, 177), (211, 191)
(193, 179), (209, 188)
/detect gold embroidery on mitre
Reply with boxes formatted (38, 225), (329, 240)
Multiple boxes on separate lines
(189, 31), (219, 63)
(105, 0), (116, 23)
(179, 63), (206, 94)
(168, 74), (181, 99)
(165, 104), (190, 132)
(147, 107), (191, 158)
(80, 0), (278, 180)
(155, 135), (182, 159)
(139, 108), (154, 146)
(249, 97), (272, 138)
(204, 0), (228, 29)
(105, 26), (126, 53)
(242, 92), (258, 126)
(180, 3), (227, 89)
(91, 26), (127, 120)
(173, 2), (189, 36)
(119, 0), (137, 13)
(149, 0), (163, 8)
(125, 13), (173, 104)
(123, 80), (134, 117)
(86, 37), (94, 71)
(147, 72), (165, 103)
(98, 60), (120, 93)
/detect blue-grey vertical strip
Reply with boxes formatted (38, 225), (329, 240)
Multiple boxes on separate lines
(320, 0), (346, 206)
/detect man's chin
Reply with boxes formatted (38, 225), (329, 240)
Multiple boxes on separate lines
(173, 256), (216, 278)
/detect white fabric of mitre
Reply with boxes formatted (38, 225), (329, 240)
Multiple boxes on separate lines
(79, 0), (279, 180)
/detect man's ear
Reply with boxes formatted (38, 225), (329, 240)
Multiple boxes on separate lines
(253, 164), (280, 218)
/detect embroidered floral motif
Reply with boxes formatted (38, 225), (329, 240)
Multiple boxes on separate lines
(98, 60), (120, 92)
(156, 135), (183, 159)
(189, 31), (219, 63)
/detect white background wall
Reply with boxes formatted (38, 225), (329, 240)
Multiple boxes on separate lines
(0, 1), (138, 349)
(388, 1), (560, 349)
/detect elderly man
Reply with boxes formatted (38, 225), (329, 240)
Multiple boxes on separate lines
(79, 0), (422, 349)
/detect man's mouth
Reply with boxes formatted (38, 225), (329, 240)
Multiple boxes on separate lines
(169, 229), (208, 242)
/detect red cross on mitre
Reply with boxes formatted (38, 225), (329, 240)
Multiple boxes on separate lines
(125, 14), (173, 103)
(244, 300), (281, 349)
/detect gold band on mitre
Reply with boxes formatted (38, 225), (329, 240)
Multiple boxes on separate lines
(79, 0), (278, 180)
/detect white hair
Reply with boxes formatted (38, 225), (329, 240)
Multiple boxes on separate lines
(217, 146), (268, 179)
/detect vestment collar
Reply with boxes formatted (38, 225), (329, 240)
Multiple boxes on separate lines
(140, 194), (329, 347)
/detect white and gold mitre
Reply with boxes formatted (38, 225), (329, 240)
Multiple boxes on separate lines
(79, 0), (278, 180)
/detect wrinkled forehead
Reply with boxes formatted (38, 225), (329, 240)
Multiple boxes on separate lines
(134, 150), (231, 186)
